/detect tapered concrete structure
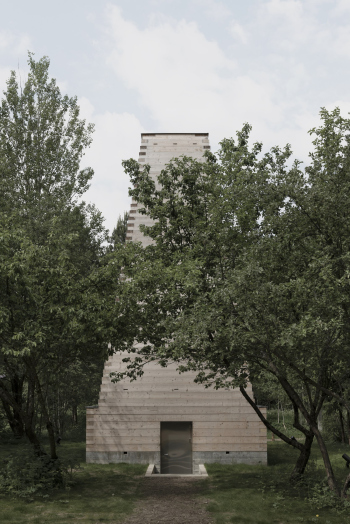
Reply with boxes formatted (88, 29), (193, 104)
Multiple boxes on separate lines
(86, 133), (267, 472)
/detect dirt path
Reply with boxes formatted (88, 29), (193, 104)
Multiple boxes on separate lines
(123, 477), (213, 524)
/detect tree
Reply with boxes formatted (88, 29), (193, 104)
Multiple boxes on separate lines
(0, 54), (123, 463)
(114, 110), (350, 497)
(109, 211), (129, 248)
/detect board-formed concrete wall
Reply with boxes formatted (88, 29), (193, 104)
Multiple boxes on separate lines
(86, 133), (267, 470)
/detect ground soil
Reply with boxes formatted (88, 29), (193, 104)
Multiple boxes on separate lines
(123, 477), (213, 524)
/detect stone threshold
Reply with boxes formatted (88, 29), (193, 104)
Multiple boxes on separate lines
(145, 464), (208, 477)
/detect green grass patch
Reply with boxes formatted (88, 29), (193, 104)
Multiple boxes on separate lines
(0, 439), (146, 523)
(1, 437), (350, 523)
(203, 442), (350, 524)
(266, 409), (307, 440)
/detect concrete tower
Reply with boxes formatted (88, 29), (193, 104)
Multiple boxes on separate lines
(86, 133), (267, 473)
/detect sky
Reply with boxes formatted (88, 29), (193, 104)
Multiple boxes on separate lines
(1, 0), (350, 232)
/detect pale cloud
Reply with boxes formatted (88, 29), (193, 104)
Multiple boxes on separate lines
(325, 100), (350, 116)
(255, 0), (350, 60)
(0, 67), (10, 90)
(256, 0), (327, 51)
(194, 0), (232, 20)
(332, 0), (350, 15)
(0, 31), (13, 49)
(102, 3), (350, 167)
(0, 30), (32, 92)
(79, 97), (144, 231)
(105, 5), (283, 153)
(264, 0), (303, 18)
(14, 34), (32, 55)
(230, 21), (248, 44)
(0, 30), (32, 55)
(106, 7), (235, 94)
(56, 80), (69, 93)
(332, 25), (350, 58)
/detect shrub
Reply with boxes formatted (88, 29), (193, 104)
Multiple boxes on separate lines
(0, 445), (80, 498)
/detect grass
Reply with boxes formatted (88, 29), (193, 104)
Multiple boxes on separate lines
(203, 441), (350, 524)
(0, 436), (350, 523)
(0, 438), (146, 523)
(266, 409), (309, 440)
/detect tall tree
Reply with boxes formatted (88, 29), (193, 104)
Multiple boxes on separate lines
(114, 110), (350, 497)
(0, 54), (123, 461)
(109, 211), (129, 248)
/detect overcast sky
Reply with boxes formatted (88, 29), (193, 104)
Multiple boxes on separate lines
(1, 0), (349, 232)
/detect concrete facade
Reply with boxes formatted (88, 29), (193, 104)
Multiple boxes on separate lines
(86, 133), (267, 469)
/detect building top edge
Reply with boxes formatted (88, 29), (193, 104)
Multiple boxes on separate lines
(141, 133), (209, 137)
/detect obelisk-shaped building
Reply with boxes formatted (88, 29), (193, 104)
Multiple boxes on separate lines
(86, 133), (267, 473)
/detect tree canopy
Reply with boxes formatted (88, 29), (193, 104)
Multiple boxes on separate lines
(115, 109), (350, 497)
(0, 55), (123, 463)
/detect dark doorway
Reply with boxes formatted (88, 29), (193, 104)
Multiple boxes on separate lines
(160, 421), (192, 474)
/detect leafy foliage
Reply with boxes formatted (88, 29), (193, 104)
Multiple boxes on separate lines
(109, 211), (129, 248)
(0, 444), (80, 497)
(115, 109), (350, 496)
(0, 54), (124, 461)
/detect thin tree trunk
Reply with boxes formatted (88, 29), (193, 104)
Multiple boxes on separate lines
(0, 373), (25, 438)
(0, 397), (24, 438)
(240, 386), (308, 451)
(317, 406), (323, 432)
(38, 411), (42, 436)
(72, 404), (78, 425)
(11, 374), (25, 437)
(24, 376), (45, 455)
(24, 418), (45, 455)
(341, 472), (350, 499)
(282, 403), (286, 429)
(57, 388), (61, 435)
(0, 376), (45, 455)
(338, 407), (346, 444)
(311, 424), (340, 496)
(290, 434), (314, 480)
(26, 360), (58, 460)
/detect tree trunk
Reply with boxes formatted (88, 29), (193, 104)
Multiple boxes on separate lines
(311, 424), (340, 496)
(46, 420), (58, 459)
(72, 404), (78, 424)
(317, 406), (323, 432)
(11, 374), (25, 437)
(341, 472), (350, 499)
(0, 373), (25, 438)
(338, 408), (346, 444)
(290, 434), (314, 480)
(24, 418), (45, 455)
(26, 359), (58, 460)
(347, 410), (350, 446)
(36, 386), (57, 459)
(0, 376), (46, 455)
(24, 376), (46, 455)
(0, 397), (24, 438)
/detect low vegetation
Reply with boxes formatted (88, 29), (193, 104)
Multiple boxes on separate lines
(1, 437), (349, 523)
(0, 438), (146, 523)
(205, 442), (350, 524)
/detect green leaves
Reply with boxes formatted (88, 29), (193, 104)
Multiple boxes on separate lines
(117, 112), (350, 492)
(0, 54), (95, 242)
(0, 54), (125, 457)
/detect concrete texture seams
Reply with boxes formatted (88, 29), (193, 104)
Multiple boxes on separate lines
(122, 477), (213, 523)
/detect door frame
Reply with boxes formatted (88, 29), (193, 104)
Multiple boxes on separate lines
(160, 421), (193, 474)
